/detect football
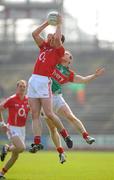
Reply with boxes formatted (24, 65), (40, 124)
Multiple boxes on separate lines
(47, 11), (59, 26)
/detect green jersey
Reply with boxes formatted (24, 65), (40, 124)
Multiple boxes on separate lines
(51, 64), (75, 94)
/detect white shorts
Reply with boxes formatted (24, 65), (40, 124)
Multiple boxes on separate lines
(53, 94), (67, 113)
(7, 125), (25, 142)
(40, 94), (66, 116)
(27, 74), (52, 98)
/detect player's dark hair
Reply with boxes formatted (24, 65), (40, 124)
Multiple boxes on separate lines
(61, 34), (65, 44)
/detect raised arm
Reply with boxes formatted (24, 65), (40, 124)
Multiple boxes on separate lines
(32, 20), (49, 47)
(73, 67), (105, 84)
(54, 16), (63, 48)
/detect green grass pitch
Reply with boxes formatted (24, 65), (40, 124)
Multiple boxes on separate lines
(1, 151), (114, 180)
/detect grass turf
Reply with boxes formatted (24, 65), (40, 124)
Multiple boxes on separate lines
(0, 151), (114, 180)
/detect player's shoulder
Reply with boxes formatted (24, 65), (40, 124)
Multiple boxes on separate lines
(68, 68), (76, 79)
(69, 68), (75, 73)
(7, 94), (16, 100)
(3, 94), (16, 105)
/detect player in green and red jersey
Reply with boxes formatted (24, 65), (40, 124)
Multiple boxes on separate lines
(44, 51), (105, 163)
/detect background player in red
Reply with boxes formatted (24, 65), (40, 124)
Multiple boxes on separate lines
(0, 80), (30, 179)
(27, 13), (73, 152)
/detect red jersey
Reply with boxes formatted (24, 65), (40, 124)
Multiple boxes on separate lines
(33, 41), (65, 77)
(3, 94), (30, 127)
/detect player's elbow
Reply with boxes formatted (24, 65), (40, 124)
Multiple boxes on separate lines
(32, 31), (36, 39)
(32, 29), (39, 39)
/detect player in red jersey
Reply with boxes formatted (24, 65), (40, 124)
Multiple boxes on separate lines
(44, 51), (105, 163)
(28, 15), (73, 152)
(0, 80), (30, 179)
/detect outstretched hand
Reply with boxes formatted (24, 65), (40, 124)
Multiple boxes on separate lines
(95, 67), (105, 77)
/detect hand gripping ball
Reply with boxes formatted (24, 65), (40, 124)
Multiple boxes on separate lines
(47, 11), (59, 26)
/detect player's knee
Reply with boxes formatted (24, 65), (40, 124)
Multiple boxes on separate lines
(64, 111), (75, 122)
(45, 112), (54, 120)
(16, 144), (26, 153)
(32, 111), (39, 120)
(49, 126), (57, 134)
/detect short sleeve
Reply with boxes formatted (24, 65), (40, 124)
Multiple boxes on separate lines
(3, 97), (12, 109)
(69, 71), (75, 82)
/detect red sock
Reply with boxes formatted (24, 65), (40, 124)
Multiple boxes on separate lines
(82, 132), (89, 139)
(57, 147), (64, 154)
(34, 136), (41, 145)
(60, 129), (69, 138)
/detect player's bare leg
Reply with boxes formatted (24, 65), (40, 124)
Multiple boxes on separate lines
(57, 104), (95, 144)
(46, 117), (66, 164)
(0, 151), (19, 179)
(0, 136), (25, 178)
(41, 97), (73, 148)
(28, 98), (44, 152)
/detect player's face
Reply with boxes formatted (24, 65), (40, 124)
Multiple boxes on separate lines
(16, 82), (27, 95)
(61, 52), (73, 67)
(48, 33), (62, 47)
(47, 33), (55, 46)
(47, 34), (53, 41)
